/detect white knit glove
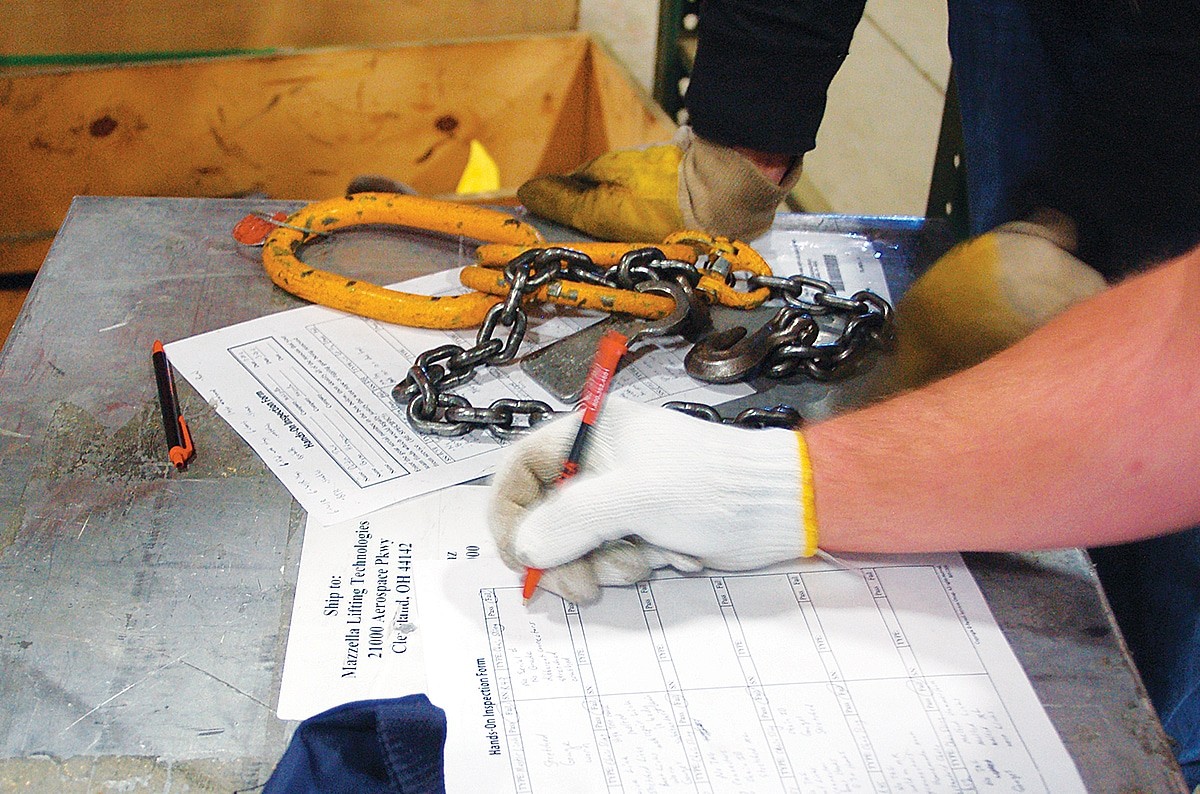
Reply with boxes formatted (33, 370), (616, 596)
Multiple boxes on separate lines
(488, 398), (817, 603)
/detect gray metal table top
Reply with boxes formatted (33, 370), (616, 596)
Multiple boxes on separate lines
(0, 196), (1185, 791)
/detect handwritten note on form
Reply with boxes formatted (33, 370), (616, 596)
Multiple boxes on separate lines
(421, 556), (1085, 793)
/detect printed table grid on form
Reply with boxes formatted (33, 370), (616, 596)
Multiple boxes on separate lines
(478, 567), (1052, 794)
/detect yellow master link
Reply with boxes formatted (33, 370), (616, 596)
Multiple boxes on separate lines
(262, 193), (774, 329)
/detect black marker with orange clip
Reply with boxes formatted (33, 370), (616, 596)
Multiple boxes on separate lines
(152, 340), (195, 470)
(523, 330), (629, 603)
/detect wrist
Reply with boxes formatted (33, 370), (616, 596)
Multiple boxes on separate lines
(731, 146), (796, 185)
(677, 129), (804, 240)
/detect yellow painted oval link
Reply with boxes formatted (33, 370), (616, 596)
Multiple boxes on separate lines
(262, 193), (546, 329)
(458, 266), (678, 318)
(662, 231), (773, 309)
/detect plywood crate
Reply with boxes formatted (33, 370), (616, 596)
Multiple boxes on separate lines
(0, 0), (578, 58)
(0, 32), (675, 274)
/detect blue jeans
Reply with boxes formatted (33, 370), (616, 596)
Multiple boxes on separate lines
(265, 696), (447, 793)
(949, 1), (1200, 785)
(948, 0), (1200, 273)
(946, 0), (1114, 235)
(946, 0), (1059, 235)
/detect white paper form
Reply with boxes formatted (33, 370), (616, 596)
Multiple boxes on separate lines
(164, 267), (750, 524)
(276, 485), (498, 721)
(422, 556), (1085, 794)
(750, 229), (891, 302)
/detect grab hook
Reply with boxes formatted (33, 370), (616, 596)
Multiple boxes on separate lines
(684, 307), (818, 384)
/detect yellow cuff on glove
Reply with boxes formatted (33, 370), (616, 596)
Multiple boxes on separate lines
(796, 431), (819, 558)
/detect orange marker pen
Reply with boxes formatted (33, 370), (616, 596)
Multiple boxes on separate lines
(523, 329), (629, 604)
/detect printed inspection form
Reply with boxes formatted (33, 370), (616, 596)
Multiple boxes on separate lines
(422, 555), (1086, 793)
(163, 230), (888, 524)
(277, 486), (1085, 792)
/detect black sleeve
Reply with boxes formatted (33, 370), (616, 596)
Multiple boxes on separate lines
(684, 0), (868, 155)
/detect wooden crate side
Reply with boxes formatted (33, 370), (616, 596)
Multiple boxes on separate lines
(0, 35), (603, 249)
(432, 36), (595, 198)
(1, 1), (578, 57)
(526, 39), (675, 180)
(584, 38), (675, 157)
(0, 239), (53, 277)
(528, 48), (598, 179)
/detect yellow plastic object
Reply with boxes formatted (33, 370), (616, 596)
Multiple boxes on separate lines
(455, 140), (502, 194)
(261, 192), (545, 329)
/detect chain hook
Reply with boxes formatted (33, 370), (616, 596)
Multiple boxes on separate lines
(684, 307), (819, 384)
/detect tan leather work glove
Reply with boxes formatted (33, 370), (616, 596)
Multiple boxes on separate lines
(894, 209), (1108, 388)
(517, 127), (803, 242)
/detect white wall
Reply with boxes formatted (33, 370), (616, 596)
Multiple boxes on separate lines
(797, 0), (951, 215)
(577, 0), (662, 92)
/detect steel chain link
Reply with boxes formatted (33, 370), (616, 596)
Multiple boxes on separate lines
(392, 247), (893, 438)
(746, 274), (895, 381)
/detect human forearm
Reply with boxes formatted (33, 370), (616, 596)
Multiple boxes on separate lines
(807, 245), (1200, 552)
